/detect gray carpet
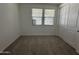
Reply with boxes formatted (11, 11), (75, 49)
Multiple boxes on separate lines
(4, 36), (78, 55)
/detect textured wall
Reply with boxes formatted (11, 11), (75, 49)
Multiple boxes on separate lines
(0, 3), (20, 52)
(19, 4), (59, 35)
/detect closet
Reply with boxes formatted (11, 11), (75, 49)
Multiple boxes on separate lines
(59, 4), (79, 52)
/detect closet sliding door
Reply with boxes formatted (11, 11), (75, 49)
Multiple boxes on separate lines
(59, 4), (69, 42)
(59, 4), (78, 48)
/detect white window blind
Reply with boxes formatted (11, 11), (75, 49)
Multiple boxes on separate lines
(32, 8), (55, 25)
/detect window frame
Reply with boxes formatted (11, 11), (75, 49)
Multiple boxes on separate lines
(32, 8), (56, 26)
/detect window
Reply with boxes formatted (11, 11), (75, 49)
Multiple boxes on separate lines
(32, 8), (55, 25)
(44, 9), (55, 25)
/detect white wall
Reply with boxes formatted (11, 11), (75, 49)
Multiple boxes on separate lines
(19, 4), (59, 35)
(59, 4), (79, 50)
(0, 3), (20, 52)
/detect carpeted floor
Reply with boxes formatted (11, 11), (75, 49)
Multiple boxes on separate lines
(4, 36), (78, 55)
